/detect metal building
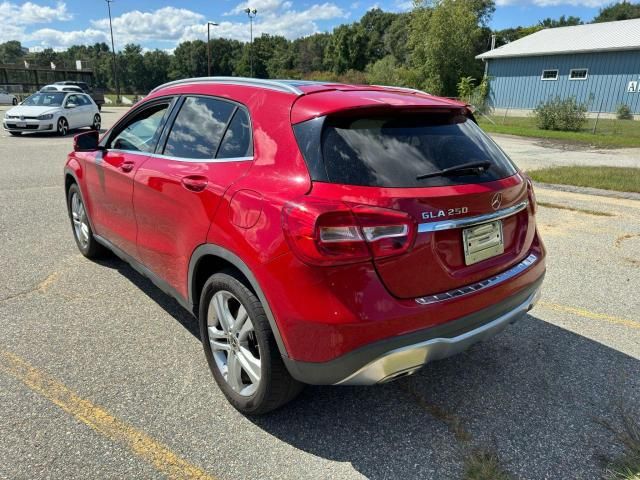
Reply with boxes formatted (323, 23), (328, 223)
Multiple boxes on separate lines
(477, 18), (640, 115)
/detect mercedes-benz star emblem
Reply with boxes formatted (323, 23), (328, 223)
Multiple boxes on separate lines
(491, 192), (502, 211)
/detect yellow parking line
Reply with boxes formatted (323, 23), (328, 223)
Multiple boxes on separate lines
(0, 349), (216, 480)
(539, 302), (640, 330)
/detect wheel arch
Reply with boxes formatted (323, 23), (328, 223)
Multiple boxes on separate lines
(189, 244), (290, 359)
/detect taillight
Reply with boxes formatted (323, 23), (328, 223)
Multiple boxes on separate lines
(525, 176), (537, 214)
(282, 198), (416, 266)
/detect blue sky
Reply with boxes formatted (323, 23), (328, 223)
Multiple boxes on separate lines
(1, 0), (624, 51)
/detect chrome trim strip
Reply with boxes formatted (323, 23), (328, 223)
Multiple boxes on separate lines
(418, 200), (528, 233)
(415, 253), (538, 305)
(149, 77), (303, 95)
(372, 85), (431, 96)
(147, 153), (254, 163)
(106, 149), (253, 164)
(337, 288), (539, 385)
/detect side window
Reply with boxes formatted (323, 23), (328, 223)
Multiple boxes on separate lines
(66, 94), (79, 106)
(217, 108), (252, 159)
(109, 104), (170, 153)
(163, 96), (235, 159)
(77, 95), (89, 106)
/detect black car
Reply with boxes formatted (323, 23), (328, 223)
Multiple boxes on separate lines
(54, 81), (105, 111)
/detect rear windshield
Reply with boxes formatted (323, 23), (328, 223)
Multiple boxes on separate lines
(295, 112), (517, 188)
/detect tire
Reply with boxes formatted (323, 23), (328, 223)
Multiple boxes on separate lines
(57, 117), (69, 136)
(66, 183), (106, 259)
(199, 270), (303, 415)
(12, 98), (18, 105)
(97, 104), (102, 112)
(91, 113), (101, 131)
(9, 131), (21, 136)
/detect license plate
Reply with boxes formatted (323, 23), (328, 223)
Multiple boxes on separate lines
(462, 220), (504, 265)
(16, 122), (26, 128)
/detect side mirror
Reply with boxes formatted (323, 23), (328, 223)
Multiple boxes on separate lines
(74, 130), (100, 152)
(66, 103), (77, 109)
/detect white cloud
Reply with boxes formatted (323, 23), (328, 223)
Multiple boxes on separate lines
(184, 2), (346, 42)
(29, 27), (108, 48)
(225, 0), (292, 16)
(91, 7), (205, 43)
(1, 1), (72, 24)
(23, 1), (346, 50)
(496, 0), (612, 6)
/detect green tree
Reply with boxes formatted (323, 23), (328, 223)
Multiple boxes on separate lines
(119, 44), (145, 92)
(291, 33), (330, 73)
(366, 55), (420, 87)
(0, 41), (25, 64)
(593, 1), (640, 22)
(539, 15), (582, 27)
(208, 38), (243, 76)
(383, 13), (411, 64)
(325, 23), (368, 74)
(411, 0), (492, 96)
(359, 8), (396, 63)
(169, 40), (207, 79)
(142, 50), (171, 91)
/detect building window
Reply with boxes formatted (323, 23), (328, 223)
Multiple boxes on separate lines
(569, 69), (588, 80)
(541, 70), (559, 81)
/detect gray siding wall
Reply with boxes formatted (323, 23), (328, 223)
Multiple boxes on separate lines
(486, 50), (640, 113)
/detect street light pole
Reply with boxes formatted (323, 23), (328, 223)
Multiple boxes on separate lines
(244, 8), (257, 77)
(106, 0), (120, 104)
(207, 21), (219, 77)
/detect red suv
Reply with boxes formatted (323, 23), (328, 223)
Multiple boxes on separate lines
(65, 77), (545, 414)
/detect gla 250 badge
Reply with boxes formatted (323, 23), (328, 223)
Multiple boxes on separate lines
(422, 207), (469, 220)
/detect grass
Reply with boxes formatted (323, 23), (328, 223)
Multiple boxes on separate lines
(463, 449), (512, 480)
(537, 201), (615, 217)
(477, 115), (640, 149)
(529, 167), (640, 194)
(601, 410), (640, 480)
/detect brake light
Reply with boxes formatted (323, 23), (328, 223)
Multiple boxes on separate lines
(282, 198), (416, 266)
(525, 176), (537, 214)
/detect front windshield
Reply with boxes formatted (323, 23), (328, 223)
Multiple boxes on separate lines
(22, 92), (66, 107)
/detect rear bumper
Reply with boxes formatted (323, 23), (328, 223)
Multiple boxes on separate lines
(283, 273), (544, 385)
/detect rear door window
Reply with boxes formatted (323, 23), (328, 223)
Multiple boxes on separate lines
(163, 96), (236, 159)
(308, 113), (517, 188)
(217, 108), (252, 159)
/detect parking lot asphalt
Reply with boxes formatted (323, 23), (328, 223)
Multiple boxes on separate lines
(0, 105), (639, 480)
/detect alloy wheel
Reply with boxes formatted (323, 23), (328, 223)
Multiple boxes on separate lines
(92, 114), (101, 131)
(58, 118), (68, 136)
(70, 192), (90, 249)
(208, 290), (261, 397)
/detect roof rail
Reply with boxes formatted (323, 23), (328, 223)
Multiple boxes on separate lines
(372, 85), (430, 96)
(149, 76), (304, 95)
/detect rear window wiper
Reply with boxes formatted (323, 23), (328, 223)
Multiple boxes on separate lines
(416, 161), (491, 180)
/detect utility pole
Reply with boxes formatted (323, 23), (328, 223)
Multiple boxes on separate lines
(207, 21), (219, 77)
(106, 0), (120, 104)
(244, 8), (257, 77)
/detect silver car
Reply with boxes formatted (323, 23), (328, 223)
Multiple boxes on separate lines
(3, 91), (100, 136)
(0, 89), (18, 105)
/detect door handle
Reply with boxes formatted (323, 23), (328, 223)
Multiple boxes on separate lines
(181, 175), (208, 192)
(120, 161), (135, 173)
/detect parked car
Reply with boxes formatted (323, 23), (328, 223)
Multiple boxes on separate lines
(64, 77), (545, 414)
(0, 89), (18, 105)
(54, 81), (105, 111)
(4, 91), (100, 136)
(41, 84), (84, 93)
